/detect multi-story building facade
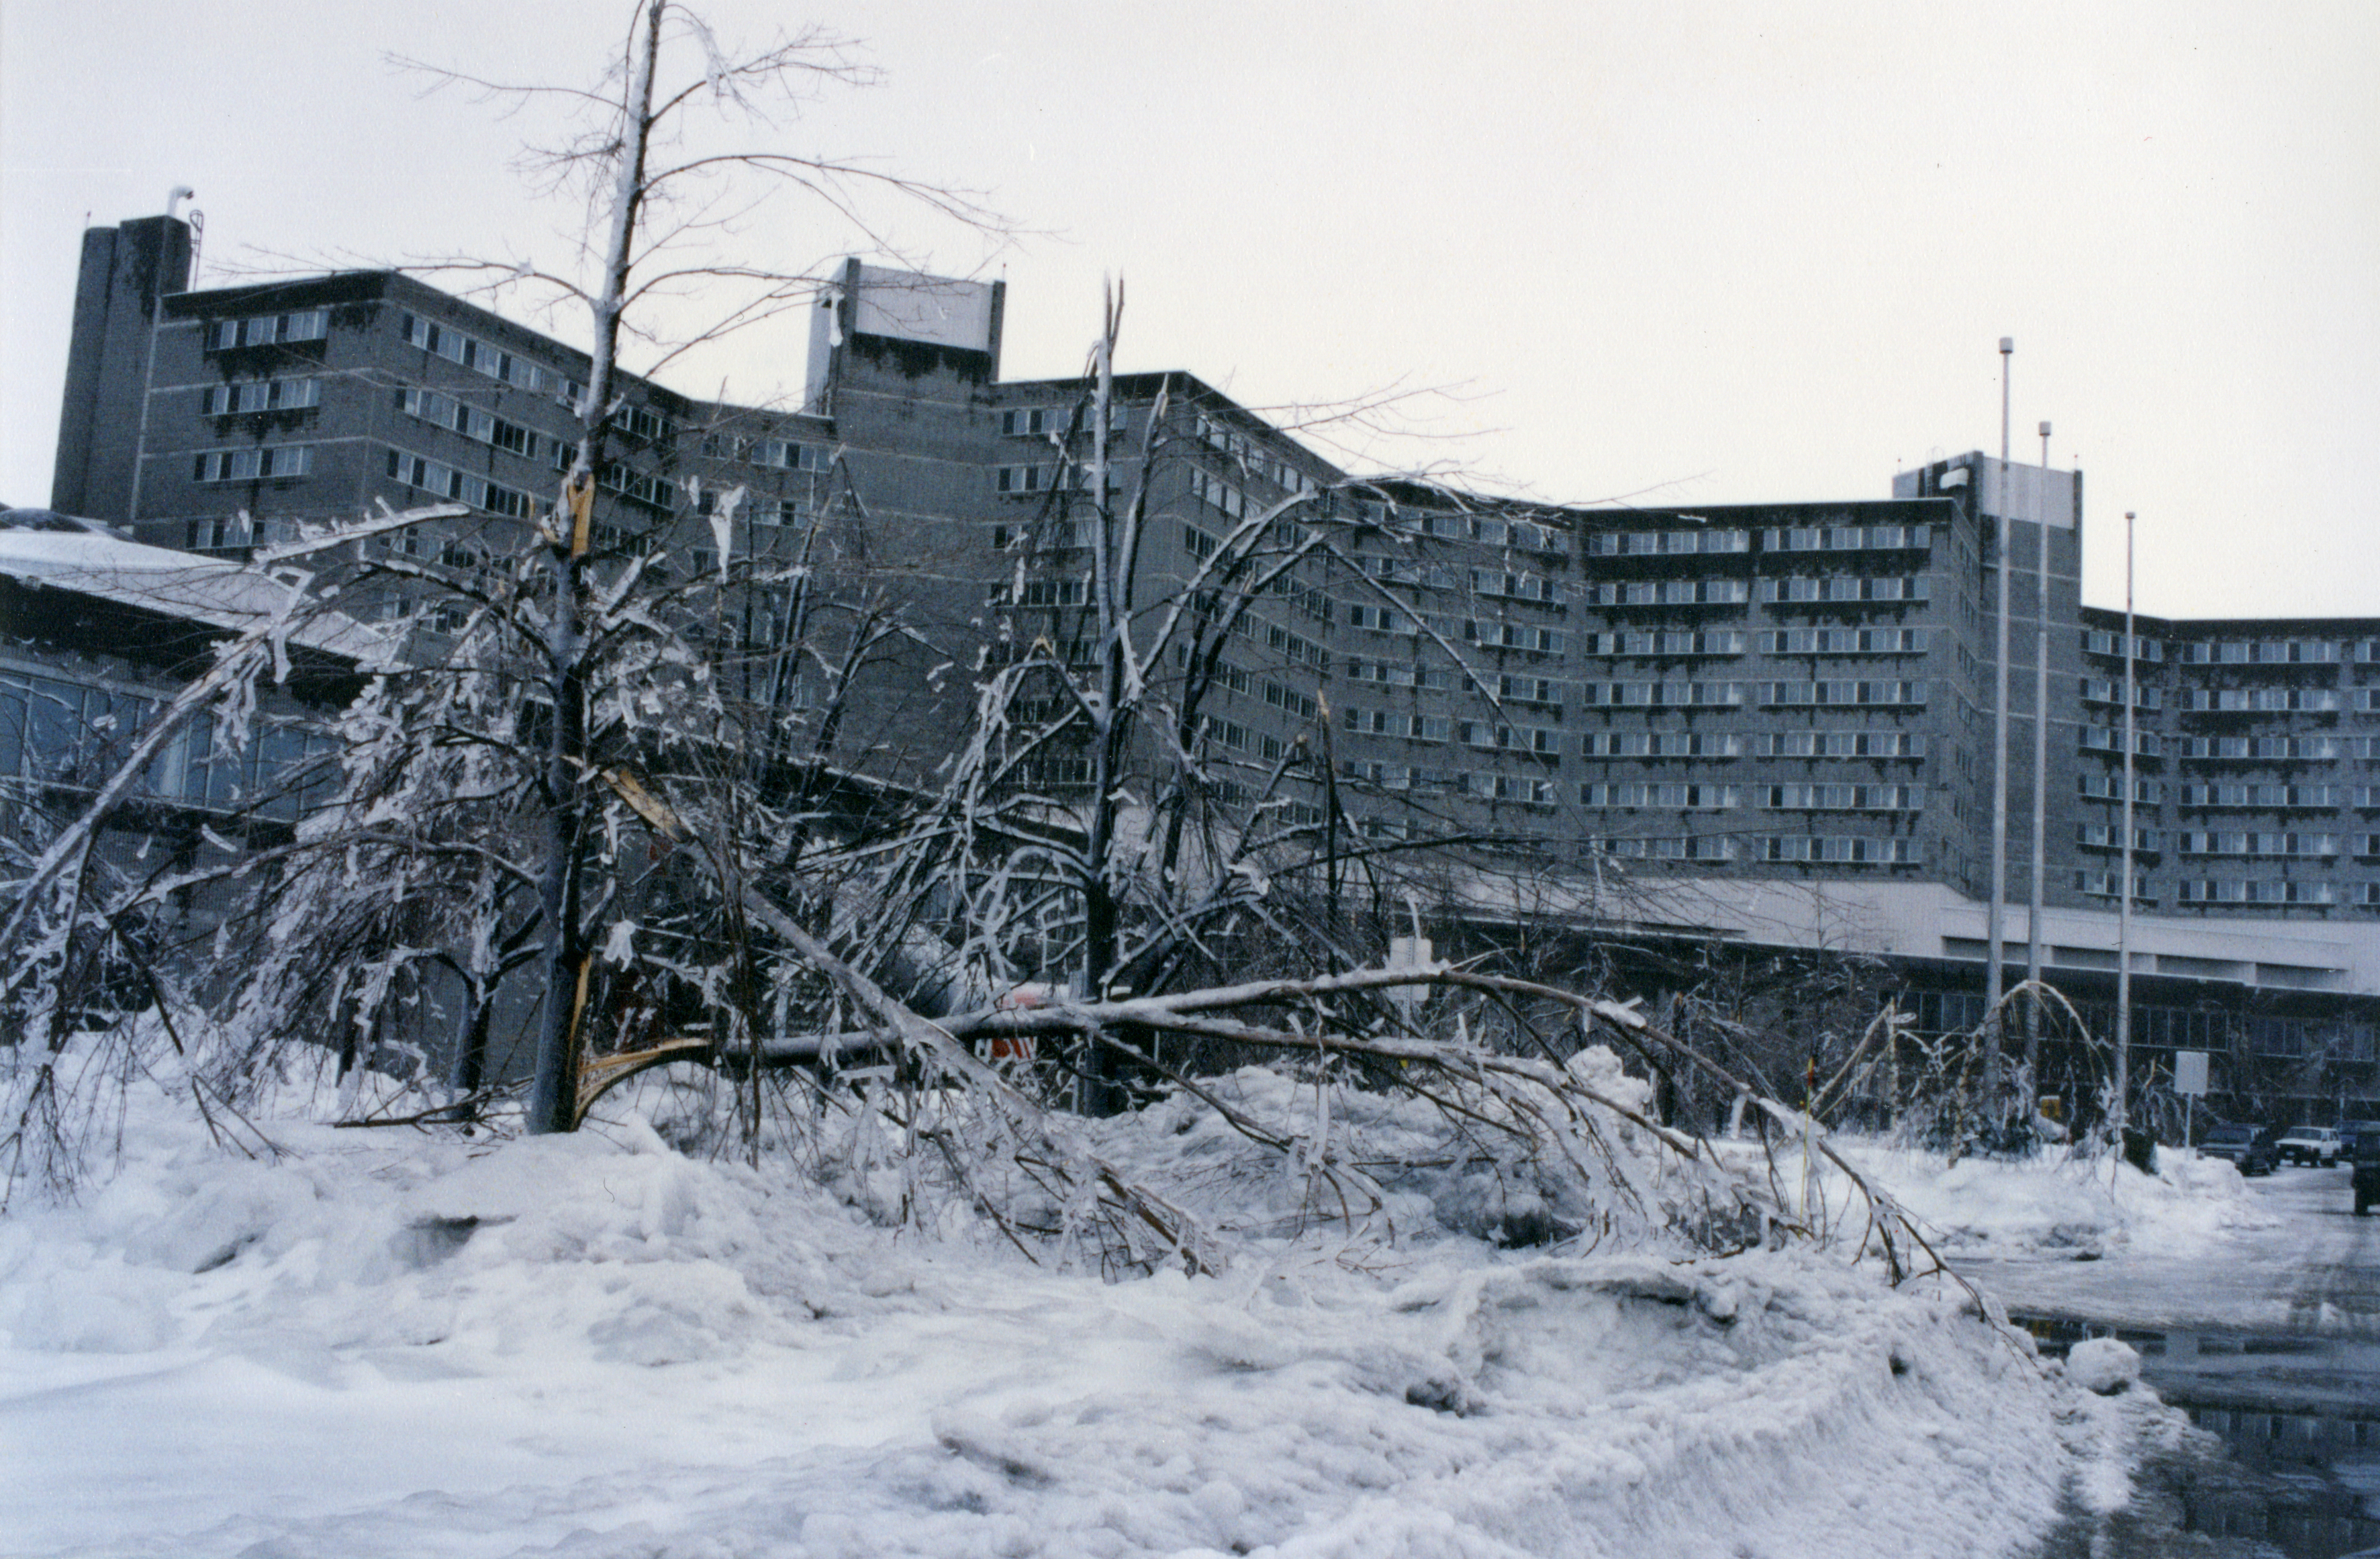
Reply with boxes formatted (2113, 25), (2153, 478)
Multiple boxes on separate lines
(34, 209), (2380, 1120)
(2068, 613), (2380, 918)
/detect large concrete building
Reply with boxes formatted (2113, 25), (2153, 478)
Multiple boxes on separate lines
(30, 209), (2380, 1119)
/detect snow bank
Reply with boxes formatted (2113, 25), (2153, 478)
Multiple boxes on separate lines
(1823, 1141), (2278, 1260)
(2064, 1337), (2140, 1396)
(0, 1055), (2111, 1558)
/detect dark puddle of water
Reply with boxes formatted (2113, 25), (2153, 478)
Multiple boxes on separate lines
(2015, 1312), (2380, 1559)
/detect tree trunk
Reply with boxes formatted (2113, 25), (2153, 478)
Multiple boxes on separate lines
(525, 0), (662, 1134)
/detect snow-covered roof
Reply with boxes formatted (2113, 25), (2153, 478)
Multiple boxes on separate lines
(0, 528), (389, 663)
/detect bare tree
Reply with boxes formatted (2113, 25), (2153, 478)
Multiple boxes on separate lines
(383, 1), (1010, 1132)
(5, 12), (1995, 1290)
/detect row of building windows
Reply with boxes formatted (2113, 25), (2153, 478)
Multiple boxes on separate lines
(1468, 569), (1564, 606)
(185, 514), (265, 551)
(2075, 870), (2152, 901)
(1353, 507), (1566, 553)
(2071, 778), (2380, 810)
(747, 438), (830, 473)
(692, 488), (810, 528)
(2179, 639), (2342, 665)
(1762, 628), (1930, 655)
(205, 310), (329, 351)
(1460, 720), (1561, 755)
(2081, 629), (2166, 663)
(1187, 467), (1254, 518)
(1756, 730), (1927, 758)
(1194, 414), (1313, 498)
(2080, 774), (2162, 803)
(1579, 630), (1742, 657)
(2228, 1016), (2380, 1057)
(1586, 528), (1751, 557)
(608, 404), (673, 444)
(0, 664), (332, 821)
(1194, 716), (1287, 761)
(1578, 680), (1748, 709)
(1598, 570), (1942, 616)
(1349, 555), (1462, 591)
(595, 461), (673, 511)
(1343, 724), (1930, 763)
(397, 387), (542, 459)
(2081, 678), (2162, 709)
(203, 377), (322, 416)
(1008, 518), (1101, 552)
(2177, 736), (2346, 760)
(1351, 614), (1570, 657)
(1580, 578), (1932, 609)
(2174, 831), (2344, 857)
(1335, 764), (1519, 800)
(2034, 1003), (2378, 1054)
(387, 448), (536, 520)
(2178, 783), (2343, 808)
(1760, 575), (1931, 604)
(1574, 782), (1923, 812)
(2178, 688), (2345, 713)
(1262, 679), (1319, 721)
(1578, 523), (1932, 559)
(386, 531), (491, 575)
(1204, 663), (1253, 700)
(1337, 606), (1570, 654)
(1496, 673), (1561, 704)
(1586, 834), (1741, 861)
(399, 312), (579, 403)
(1580, 782), (1738, 809)
(2175, 880), (2340, 906)
(1754, 679), (1930, 708)
(2081, 725), (2160, 756)
(1465, 620), (1568, 655)
(1760, 783), (1924, 811)
(1759, 524), (1932, 553)
(193, 444), (312, 482)
(1465, 772), (1560, 804)
(1463, 516), (1564, 552)
(1758, 836), (1921, 864)
(1574, 730), (1927, 760)
(1583, 580), (1750, 607)
(1572, 628), (1934, 657)
(1341, 658), (1451, 692)
(1338, 760), (1439, 790)
(1014, 579), (1088, 608)
(1580, 730), (1742, 758)
(1262, 570), (1335, 626)
(1001, 404), (1128, 440)
(1215, 608), (1329, 669)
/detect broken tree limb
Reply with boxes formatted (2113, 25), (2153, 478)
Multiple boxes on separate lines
(735, 886), (1224, 1277)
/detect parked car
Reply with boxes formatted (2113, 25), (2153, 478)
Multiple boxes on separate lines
(2275, 1125), (2343, 1166)
(2199, 1123), (2280, 1176)
(2346, 1122), (2380, 1216)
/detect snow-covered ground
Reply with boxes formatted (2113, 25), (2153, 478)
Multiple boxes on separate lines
(0, 1056), (2198, 1558)
(1827, 1140), (2280, 1262)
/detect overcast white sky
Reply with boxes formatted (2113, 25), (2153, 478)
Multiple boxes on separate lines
(5, 1), (2374, 616)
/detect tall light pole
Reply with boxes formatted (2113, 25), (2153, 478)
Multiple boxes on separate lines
(1986, 338), (2014, 1105)
(2026, 419), (2052, 1095)
(2115, 509), (2138, 1145)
